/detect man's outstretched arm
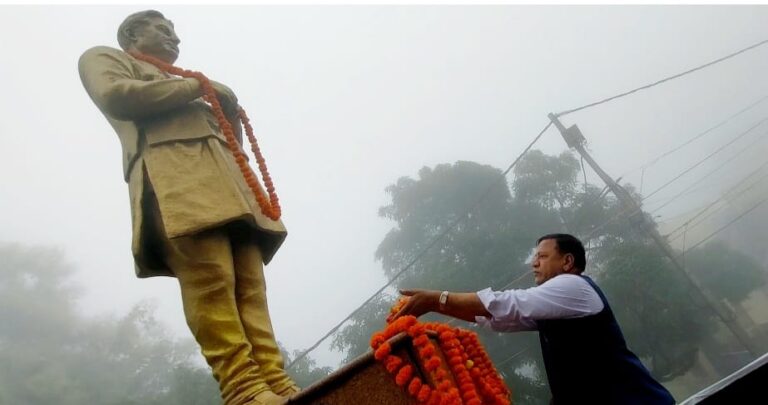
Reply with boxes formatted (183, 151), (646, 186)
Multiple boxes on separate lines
(393, 289), (491, 323)
(393, 276), (603, 332)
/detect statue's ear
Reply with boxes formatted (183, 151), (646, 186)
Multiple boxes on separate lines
(123, 26), (139, 45)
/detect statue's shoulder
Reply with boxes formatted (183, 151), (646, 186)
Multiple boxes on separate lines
(79, 46), (137, 76)
(81, 45), (130, 60)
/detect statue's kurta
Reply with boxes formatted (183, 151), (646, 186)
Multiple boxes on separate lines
(78, 46), (286, 278)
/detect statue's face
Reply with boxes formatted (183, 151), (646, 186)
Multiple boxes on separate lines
(130, 17), (180, 63)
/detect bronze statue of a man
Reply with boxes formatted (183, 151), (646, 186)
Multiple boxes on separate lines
(78, 10), (298, 405)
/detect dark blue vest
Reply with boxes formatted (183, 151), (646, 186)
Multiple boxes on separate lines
(536, 275), (675, 405)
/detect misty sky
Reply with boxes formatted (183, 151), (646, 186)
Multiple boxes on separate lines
(1, 5), (767, 368)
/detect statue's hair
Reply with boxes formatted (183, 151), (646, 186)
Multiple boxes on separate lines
(117, 10), (169, 50)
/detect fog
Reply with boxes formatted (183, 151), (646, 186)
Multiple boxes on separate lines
(1, 5), (767, 403)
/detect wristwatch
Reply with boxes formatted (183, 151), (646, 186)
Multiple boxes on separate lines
(439, 291), (449, 311)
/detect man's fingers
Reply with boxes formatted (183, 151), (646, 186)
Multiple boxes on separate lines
(399, 289), (418, 296)
(393, 299), (413, 320)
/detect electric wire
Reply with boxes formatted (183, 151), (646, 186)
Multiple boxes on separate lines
(642, 118), (768, 201)
(618, 95), (768, 180)
(285, 121), (554, 369)
(665, 170), (768, 242)
(645, 131), (768, 213)
(580, 119), (768, 241)
(556, 39), (768, 117)
(680, 195), (768, 253)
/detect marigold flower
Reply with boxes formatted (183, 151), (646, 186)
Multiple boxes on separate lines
(408, 377), (423, 395)
(374, 342), (391, 360)
(427, 390), (442, 405)
(425, 357), (441, 371)
(417, 385), (432, 402)
(370, 333), (386, 348)
(408, 323), (426, 336)
(419, 345), (436, 358)
(385, 355), (403, 373)
(413, 335), (430, 347)
(395, 365), (413, 386)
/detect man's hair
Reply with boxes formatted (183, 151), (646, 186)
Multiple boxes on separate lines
(117, 10), (168, 50)
(537, 233), (586, 273)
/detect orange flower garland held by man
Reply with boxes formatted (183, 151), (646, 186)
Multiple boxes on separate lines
(391, 234), (676, 405)
(78, 10), (295, 405)
(372, 299), (511, 405)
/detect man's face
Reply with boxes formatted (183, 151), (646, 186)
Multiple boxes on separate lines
(131, 17), (180, 63)
(531, 239), (569, 285)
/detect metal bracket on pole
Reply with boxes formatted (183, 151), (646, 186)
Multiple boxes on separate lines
(549, 113), (585, 148)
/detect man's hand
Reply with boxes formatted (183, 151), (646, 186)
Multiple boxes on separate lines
(392, 289), (440, 320)
(210, 80), (239, 115)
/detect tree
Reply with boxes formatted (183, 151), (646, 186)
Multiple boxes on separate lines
(685, 240), (766, 305)
(596, 240), (709, 380)
(335, 160), (559, 404)
(375, 161), (524, 291)
(331, 293), (394, 364)
(281, 344), (333, 388)
(0, 243), (219, 405)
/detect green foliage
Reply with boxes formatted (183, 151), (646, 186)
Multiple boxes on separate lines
(331, 293), (394, 363)
(685, 241), (766, 304)
(0, 243), (220, 405)
(512, 150), (580, 210)
(598, 240), (710, 381)
(280, 344), (333, 387)
(376, 161), (522, 291)
(0, 243), (334, 404)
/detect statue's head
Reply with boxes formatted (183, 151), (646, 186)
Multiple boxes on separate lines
(118, 10), (180, 63)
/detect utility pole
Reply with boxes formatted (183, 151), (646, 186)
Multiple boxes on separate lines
(548, 113), (762, 357)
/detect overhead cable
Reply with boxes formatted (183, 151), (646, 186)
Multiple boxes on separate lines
(643, 119), (768, 201)
(666, 170), (768, 242)
(619, 95), (768, 180)
(556, 39), (768, 117)
(681, 196), (768, 253)
(647, 131), (768, 213)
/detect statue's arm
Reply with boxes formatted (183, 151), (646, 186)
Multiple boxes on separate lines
(78, 46), (203, 121)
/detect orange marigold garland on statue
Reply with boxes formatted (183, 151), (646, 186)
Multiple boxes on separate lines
(128, 51), (281, 220)
(371, 298), (511, 405)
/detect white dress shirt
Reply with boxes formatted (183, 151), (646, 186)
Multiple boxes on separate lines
(475, 274), (604, 332)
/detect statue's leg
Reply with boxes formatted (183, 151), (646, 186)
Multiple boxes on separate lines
(231, 237), (299, 395)
(164, 228), (273, 405)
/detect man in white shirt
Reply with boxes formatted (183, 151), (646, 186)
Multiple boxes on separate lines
(393, 233), (674, 405)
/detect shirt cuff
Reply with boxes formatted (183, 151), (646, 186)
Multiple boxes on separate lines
(474, 288), (495, 326)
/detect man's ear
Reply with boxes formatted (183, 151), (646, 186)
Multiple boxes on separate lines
(563, 253), (575, 272)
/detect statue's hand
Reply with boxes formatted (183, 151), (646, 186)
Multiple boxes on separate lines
(210, 80), (239, 115)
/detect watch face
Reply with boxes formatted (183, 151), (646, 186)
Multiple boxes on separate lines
(440, 291), (448, 305)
